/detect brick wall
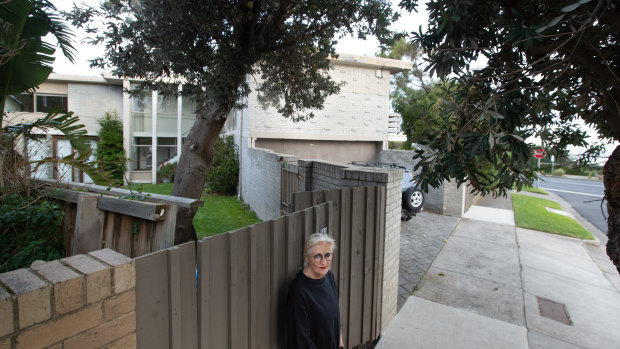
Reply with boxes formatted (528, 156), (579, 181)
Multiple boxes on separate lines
(242, 147), (298, 220)
(245, 64), (391, 142)
(0, 249), (136, 349)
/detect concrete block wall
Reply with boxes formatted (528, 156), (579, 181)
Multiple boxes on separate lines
(245, 64), (391, 142)
(242, 147), (298, 220)
(68, 84), (123, 136)
(0, 249), (136, 349)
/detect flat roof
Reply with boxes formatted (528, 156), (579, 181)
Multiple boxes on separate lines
(331, 53), (413, 73)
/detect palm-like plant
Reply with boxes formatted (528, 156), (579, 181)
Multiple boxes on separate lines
(0, 0), (76, 125)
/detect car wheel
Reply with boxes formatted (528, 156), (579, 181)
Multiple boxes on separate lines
(404, 187), (424, 211)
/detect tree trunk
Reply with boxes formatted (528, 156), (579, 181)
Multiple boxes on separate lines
(172, 103), (229, 244)
(604, 144), (620, 273)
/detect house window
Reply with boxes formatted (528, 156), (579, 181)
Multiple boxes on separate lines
(7, 93), (67, 113)
(131, 137), (178, 171)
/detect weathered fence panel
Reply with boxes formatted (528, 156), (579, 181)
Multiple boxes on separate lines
(281, 163), (300, 215)
(134, 186), (384, 348)
(292, 185), (386, 348)
(38, 179), (200, 258)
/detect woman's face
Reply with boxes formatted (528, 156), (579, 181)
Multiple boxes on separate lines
(305, 242), (333, 279)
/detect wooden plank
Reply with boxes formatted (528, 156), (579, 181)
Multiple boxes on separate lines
(132, 220), (152, 258)
(271, 218), (288, 348)
(167, 246), (182, 349)
(362, 187), (376, 343)
(250, 222), (272, 347)
(176, 242), (198, 349)
(101, 212), (116, 250)
(229, 227), (250, 349)
(97, 196), (166, 221)
(135, 249), (170, 349)
(115, 215), (133, 257)
(61, 203), (77, 256)
(72, 194), (105, 255)
(44, 187), (82, 203)
(34, 178), (203, 208)
(339, 188), (352, 347)
(286, 212), (304, 278)
(198, 234), (230, 348)
(153, 205), (178, 252)
(348, 187), (365, 346)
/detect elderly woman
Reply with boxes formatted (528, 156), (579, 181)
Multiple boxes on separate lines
(287, 232), (344, 349)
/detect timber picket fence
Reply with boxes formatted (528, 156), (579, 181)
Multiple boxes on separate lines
(135, 185), (386, 348)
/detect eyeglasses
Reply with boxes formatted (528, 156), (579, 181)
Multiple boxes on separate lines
(311, 253), (334, 263)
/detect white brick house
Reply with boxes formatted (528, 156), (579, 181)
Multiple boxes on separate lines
(3, 54), (411, 184)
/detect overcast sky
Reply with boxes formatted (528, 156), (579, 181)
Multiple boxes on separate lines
(50, 0), (431, 76)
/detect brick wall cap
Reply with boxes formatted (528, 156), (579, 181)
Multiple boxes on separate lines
(31, 260), (82, 283)
(0, 269), (48, 295)
(62, 254), (111, 274)
(0, 284), (10, 300)
(89, 249), (133, 266)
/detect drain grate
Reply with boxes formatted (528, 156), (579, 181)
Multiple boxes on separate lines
(537, 297), (572, 325)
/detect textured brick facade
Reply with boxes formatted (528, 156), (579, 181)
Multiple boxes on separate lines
(0, 249), (136, 349)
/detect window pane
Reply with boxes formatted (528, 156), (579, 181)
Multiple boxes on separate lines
(132, 91), (152, 113)
(36, 95), (67, 113)
(7, 93), (34, 112)
(158, 96), (177, 113)
(181, 97), (197, 115)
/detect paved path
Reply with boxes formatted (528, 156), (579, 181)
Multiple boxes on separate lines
(386, 192), (620, 348)
(398, 212), (459, 310)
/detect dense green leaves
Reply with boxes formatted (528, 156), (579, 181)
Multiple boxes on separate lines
(397, 0), (619, 196)
(0, 193), (65, 273)
(95, 111), (126, 182)
(206, 136), (239, 195)
(0, 0), (76, 124)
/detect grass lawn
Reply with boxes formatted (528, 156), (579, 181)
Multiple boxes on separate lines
(518, 186), (548, 195)
(127, 183), (260, 239)
(512, 193), (594, 240)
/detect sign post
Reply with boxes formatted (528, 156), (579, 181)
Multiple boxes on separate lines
(534, 148), (546, 187)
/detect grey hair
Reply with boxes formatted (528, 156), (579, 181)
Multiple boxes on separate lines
(303, 232), (336, 267)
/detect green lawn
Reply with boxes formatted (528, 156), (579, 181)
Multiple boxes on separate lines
(127, 183), (260, 239)
(512, 193), (594, 240)
(519, 186), (548, 195)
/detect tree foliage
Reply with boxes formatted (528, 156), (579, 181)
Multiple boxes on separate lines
(65, 0), (398, 243)
(0, 0), (76, 127)
(206, 135), (239, 195)
(95, 111), (126, 182)
(398, 0), (618, 194)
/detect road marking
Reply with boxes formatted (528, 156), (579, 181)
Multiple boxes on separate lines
(540, 179), (602, 188)
(539, 187), (603, 198)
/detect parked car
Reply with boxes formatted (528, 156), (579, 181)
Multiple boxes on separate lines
(349, 162), (424, 221)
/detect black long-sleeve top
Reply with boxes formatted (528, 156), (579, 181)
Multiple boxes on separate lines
(287, 269), (341, 349)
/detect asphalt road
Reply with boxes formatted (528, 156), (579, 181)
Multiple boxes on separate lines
(536, 175), (607, 234)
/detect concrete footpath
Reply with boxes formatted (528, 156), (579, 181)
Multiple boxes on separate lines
(377, 193), (620, 348)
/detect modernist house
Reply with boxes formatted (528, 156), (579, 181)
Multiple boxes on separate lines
(3, 54), (411, 184)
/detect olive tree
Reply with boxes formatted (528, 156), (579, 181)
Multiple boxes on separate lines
(399, 0), (620, 271)
(67, 0), (397, 243)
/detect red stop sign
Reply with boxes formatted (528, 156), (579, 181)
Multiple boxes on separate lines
(534, 148), (546, 159)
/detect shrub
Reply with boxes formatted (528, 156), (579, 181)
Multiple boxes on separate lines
(157, 162), (176, 181)
(206, 135), (239, 194)
(0, 193), (65, 273)
(95, 111), (126, 182)
(553, 168), (566, 176)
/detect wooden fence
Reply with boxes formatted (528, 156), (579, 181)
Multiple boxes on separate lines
(135, 185), (386, 348)
(280, 163), (300, 215)
(292, 186), (386, 347)
(37, 179), (203, 258)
